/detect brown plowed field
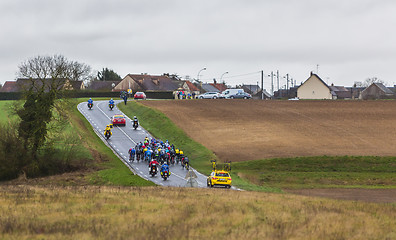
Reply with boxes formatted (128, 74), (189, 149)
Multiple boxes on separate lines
(141, 99), (396, 202)
(141, 100), (396, 162)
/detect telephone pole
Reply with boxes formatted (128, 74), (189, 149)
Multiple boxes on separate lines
(277, 70), (280, 98)
(261, 70), (264, 100)
(271, 71), (274, 96)
(286, 73), (289, 98)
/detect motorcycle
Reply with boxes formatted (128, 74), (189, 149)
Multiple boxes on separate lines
(133, 120), (139, 130)
(109, 103), (114, 110)
(88, 102), (93, 110)
(149, 164), (158, 177)
(161, 170), (170, 180)
(104, 129), (112, 140)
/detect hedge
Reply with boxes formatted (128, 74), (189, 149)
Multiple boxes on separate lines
(0, 90), (174, 100)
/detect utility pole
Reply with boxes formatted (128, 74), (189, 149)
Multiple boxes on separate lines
(271, 71), (274, 97)
(286, 74), (289, 98)
(261, 70), (264, 100)
(277, 70), (280, 98)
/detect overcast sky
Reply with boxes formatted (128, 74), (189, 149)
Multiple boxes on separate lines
(1, 0), (396, 91)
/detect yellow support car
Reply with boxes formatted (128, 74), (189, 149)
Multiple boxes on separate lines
(207, 170), (232, 188)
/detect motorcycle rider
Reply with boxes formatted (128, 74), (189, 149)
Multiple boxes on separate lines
(132, 116), (139, 128)
(109, 98), (115, 109)
(149, 159), (159, 173)
(160, 163), (171, 177)
(104, 124), (112, 138)
(88, 98), (93, 108)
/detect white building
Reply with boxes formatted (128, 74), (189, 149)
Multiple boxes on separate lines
(297, 72), (332, 100)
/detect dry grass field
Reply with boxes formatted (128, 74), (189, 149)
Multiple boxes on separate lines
(141, 100), (396, 162)
(0, 185), (395, 240)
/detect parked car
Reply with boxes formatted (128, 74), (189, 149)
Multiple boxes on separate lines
(111, 114), (126, 126)
(222, 89), (244, 98)
(227, 92), (252, 99)
(197, 92), (223, 99)
(134, 92), (146, 100)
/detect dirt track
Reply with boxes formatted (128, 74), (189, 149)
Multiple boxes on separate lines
(141, 100), (396, 162)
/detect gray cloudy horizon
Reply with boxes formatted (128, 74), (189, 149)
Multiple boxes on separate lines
(1, 0), (396, 89)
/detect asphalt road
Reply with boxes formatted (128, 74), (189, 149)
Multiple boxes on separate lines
(77, 100), (208, 187)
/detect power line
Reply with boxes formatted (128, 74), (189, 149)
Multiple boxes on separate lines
(223, 71), (261, 79)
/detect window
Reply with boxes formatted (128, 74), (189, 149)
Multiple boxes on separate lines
(216, 172), (229, 177)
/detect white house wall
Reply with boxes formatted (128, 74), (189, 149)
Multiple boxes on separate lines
(114, 76), (138, 91)
(297, 75), (332, 99)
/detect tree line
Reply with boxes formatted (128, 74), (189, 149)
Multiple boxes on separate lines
(0, 54), (121, 180)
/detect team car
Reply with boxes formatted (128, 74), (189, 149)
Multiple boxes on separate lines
(111, 114), (126, 126)
(134, 92), (146, 100)
(207, 170), (232, 188)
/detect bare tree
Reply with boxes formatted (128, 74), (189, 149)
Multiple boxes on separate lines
(16, 54), (92, 160)
(18, 54), (93, 82)
(363, 77), (385, 87)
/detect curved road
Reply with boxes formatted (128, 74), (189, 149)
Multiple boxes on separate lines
(77, 100), (208, 187)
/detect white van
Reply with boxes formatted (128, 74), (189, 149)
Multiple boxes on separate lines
(222, 89), (244, 98)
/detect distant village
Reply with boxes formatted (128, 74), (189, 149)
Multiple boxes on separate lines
(1, 71), (395, 100)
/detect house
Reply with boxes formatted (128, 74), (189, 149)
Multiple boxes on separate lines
(88, 81), (121, 91)
(182, 80), (200, 96)
(210, 83), (227, 92)
(360, 83), (396, 100)
(329, 85), (351, 99)
(273, 86), (299, 99)
(67, 80), (85, 90)
(297, 72), (332, 99)
(0, 78), (83, 92)
(201, 83), (220, 92)
(0, 81), (19, 92)
(116, 74), (181, 92)
(242, 84), (261, 95)
(253, 89), (272, 99)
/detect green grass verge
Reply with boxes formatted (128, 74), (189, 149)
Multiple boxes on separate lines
(0, 100), (19, 124)
(118, 101), (283, 192)
(233, 156), (396, 189)
(0, 99), (153, 186)
(69, 99), (154, 186)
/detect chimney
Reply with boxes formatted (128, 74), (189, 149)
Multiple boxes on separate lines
(213, 78), (217, 84)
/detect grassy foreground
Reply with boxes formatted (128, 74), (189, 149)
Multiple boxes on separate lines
(0, 185), (395, 240)
(233, 156), (396, 189)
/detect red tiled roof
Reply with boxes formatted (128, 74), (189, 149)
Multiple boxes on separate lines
(210, 83), (227, 92)
(185, 81), (199, 91)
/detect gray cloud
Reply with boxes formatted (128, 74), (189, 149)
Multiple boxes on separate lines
(1, 0), (396, 87)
